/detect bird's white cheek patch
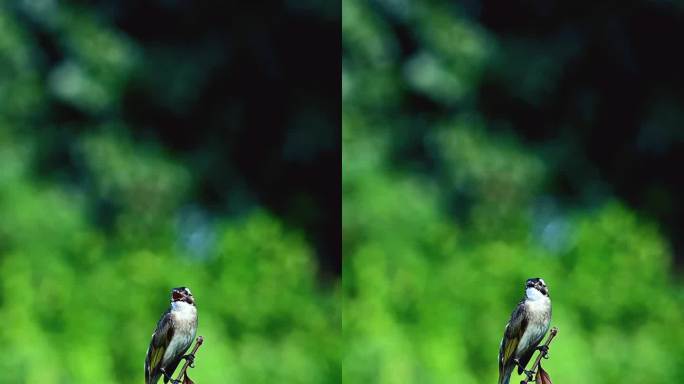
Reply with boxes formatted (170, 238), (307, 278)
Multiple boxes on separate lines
(525, 287), (549, 301)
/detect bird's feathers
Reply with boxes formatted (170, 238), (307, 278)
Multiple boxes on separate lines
(498, 284), (551, 384)
(145, 300), (198, 384)
(516, 342), (537, 375)
(498, 364), (514, 384)
(162, 358), (183, 384)
(498, 302), (527, 383)
(145, 311), (175, 384)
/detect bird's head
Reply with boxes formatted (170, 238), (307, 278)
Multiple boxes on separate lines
(171, 286), (195, 305)
(525, 277), (549, 297)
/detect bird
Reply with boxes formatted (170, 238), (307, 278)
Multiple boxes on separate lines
(498, 278), (551, 384)
(145, 287), (198, 384)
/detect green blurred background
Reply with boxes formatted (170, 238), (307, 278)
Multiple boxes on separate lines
(343, 1), (684, 383)
(0, 1), (339, 383)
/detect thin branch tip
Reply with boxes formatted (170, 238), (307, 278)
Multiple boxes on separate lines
(520, 327), (558, 384)
(174, 335), (205, 383)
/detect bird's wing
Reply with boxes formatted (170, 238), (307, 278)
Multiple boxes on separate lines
(145, 310), (175, 384)
(498, 301), (528, 379)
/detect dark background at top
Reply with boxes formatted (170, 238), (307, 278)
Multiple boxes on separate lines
(478, 1), (684, 270)
(370, 0), (684, 270)
(19, 1), (341, 277)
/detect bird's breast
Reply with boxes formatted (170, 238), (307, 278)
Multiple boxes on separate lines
(525, 296), (551, 320)
(516, 297), (551, 355)
(162, 305), (198, 365)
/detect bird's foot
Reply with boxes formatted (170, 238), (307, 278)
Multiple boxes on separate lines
(522, 369), (535, 382)
(183, 353), (196, 368)
(537, 344), (549, 358)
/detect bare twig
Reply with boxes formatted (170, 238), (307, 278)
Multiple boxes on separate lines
(174, 336), (204, 383)
(521, 327), (558, 384)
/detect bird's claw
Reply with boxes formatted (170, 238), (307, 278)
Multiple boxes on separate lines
(523, 369), (535, 381)
(537, 345), (549, 358)
(184, 353), (196, 368)
(513, 358), (535, 382)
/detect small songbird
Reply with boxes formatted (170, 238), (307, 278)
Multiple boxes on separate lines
(145, 287), (198, 384)
(498, 278), (551, 384)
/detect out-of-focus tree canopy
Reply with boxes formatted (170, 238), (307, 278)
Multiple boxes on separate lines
(0, 1), (339, 383)
(2, 0), (341, 275)
(343, 1), (684, 383)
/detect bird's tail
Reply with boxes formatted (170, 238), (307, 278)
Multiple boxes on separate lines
(498, 364), (513, 384)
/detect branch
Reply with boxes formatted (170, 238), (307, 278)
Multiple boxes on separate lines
(174, 336), (204, 384)
(521, 327), (558, 384)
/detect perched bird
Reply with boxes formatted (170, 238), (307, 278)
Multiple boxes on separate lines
(145, 287), (198, 384)
(498, 278), (551, 384)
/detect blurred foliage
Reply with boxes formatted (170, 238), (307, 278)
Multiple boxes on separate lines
(1, 0), (341, 275)
(0, 1), (339, 383)
(343, 1), (684, 383)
